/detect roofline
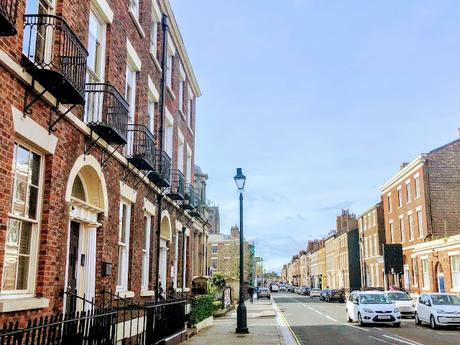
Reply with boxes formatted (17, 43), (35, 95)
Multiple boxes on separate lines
(380, 154), (426, 193)
(429, 137), (460, 154)
(357, 202), (382, 218)
(161, 0), (202, 97)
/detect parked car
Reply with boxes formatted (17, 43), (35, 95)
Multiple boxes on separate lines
(279, 284), (287, 292)
(287, 285), (295, 292)
(320, 289), (330, 301)
(346, 291), (401, 327)
(300, 287), (309, 296)
(384, 291), (415, 318)
(310, 288), (322, 298)
(326, 289), (345, 303)
(257, 287), (271, 300)
(271, 284), (279, 292)
(415, 293), (460, 329)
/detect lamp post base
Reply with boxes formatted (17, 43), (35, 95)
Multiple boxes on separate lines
(236, 303), (249, 334)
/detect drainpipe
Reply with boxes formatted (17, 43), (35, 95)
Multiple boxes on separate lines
(154, 13), (169, 302)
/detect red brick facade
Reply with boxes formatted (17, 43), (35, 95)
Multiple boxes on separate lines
(0, 0), (209, 326)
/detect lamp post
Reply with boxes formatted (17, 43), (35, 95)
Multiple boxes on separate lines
(234, 168), (248, 334)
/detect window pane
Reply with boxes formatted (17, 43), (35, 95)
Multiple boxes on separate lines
(71, 175), (86, 201)
(19, 222), (32, 255)
(117, 246), (124, 285)
(12, 177), (27, 217)
(30, 152), (40, 186)
(2, 254), (18, 290)
(6, 218), (20, 249)
(28, 186), (38, 219)
(17, 256), (30, 290)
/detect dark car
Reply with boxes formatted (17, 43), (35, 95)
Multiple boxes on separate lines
(257, 287), (271, 299)
(326, 289), (345, 303)
(320, 289), (330, 301)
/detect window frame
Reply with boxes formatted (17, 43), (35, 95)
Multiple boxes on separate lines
(416, 208), (424, 239)
(421, 259), (430, 289)
(1, 142), (44, 297)
(211, 244), (218, 254)
(141, 214), (152, 291)
(117, 200), (132, 292)
(450, 255), (460, 290)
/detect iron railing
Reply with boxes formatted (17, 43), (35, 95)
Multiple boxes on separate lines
(148, 151), (172, 187)
(182, 184), (199, 209)
(85, 83), (129, 145)
(22, 15), (88, 104)
(167, 170), (185, 200)
(189, 192), (202, 218)
(0, 289), (187, 345)
(125, 124), (156, 171)
(0, 0), (19, 36)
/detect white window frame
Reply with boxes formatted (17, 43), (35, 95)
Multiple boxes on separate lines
(397, 186), (403, 208)
(414, 174), (421, 199)
(389, 221), (394, 244)
(408, 212), (414, 241)
(450, 255), (460, 290)
(416, 208), (424, 239)
(178, 62), (186, 115)
(1, 142), (44, 297)
(211, 258), (218, 270)
(399, 215), (405, 243)
(373, 235), (378, 257)
(183, 234), (188, 287)
(177, 131), (184, 173)
(387, 193), (392, 213)
(412, 257), (418, 286)
(166, 38), (176, 92)
(125, 65), (137, 155)
(129, 0), (140, 20)
(174, 229), (179, 289)
(141, 214), (152, 291)
(211, 244), (218, 254)
(187, 84), (194, 129)
(117, 200), (131, 292)
(421, 259), (430, 289)
(406, 180), (412, 203)
(150, 1), (161, 62)
(186, 145), (192, 184)
(164, 110), (174, 159)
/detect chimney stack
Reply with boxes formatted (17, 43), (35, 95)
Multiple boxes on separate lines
(400, 162), (409, 170)
(231, 225), (240, 239)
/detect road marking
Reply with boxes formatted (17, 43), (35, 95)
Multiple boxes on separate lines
(374, 327), (383, 331)
(288, 297), (338, 322)
(368, 336), (392, 344)
(382, 335), (425, 345)
(272, 298), (302, 345)
(324, 315), (338, 322)
(343, 323), (370, 332)
(392, 335), (425, 345)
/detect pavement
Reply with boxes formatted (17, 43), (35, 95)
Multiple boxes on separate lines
(273, 292), (460, 345)
(183, 296), (294, 345)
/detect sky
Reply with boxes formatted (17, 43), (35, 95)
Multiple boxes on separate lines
(170, 0), (460, 273)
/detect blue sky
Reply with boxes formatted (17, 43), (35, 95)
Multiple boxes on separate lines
(170, 0), (460, 273)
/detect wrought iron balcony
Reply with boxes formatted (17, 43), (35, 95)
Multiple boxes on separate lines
(85, 83), (129, 145)
(148, 151), (172, 187)
(181, 184), (199, 210)
(0, 0), (19, 36)
(22, 15), (88, 104)
(125, 124), (155, 171)
(189, 193), (202, 218)
(166, 170), (185, 200)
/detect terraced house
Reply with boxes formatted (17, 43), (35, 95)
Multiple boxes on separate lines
(381, 133), (460, 295)
(0, 0), (210, 343)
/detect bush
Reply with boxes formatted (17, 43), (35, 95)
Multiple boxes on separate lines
(190, 294), (215, 325)
(212, 300), (223, 310)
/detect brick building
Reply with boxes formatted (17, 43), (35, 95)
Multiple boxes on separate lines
(0, 0), (210, 337)
(381, 135), (460, 294)
(357, 202), (386, 289)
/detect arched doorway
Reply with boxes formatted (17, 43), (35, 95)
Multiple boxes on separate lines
(64, 156), (107, 313)
(435, 262), (445, 293)
(159, 211), (172, 296)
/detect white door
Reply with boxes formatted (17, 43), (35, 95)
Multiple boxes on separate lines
(159, 239), (167, 295)
(403, 265), (410, 291)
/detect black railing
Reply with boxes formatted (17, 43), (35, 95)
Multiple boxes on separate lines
(167, 170), (185, 200)
(148, 151), (172, 187)
(189, 193), (203, 218)
(22, 15), (88, 104)
(0, 0), (19, 36)
(182, 184), (199, 210)
(0, 289), (187, 345)
(125, 124), (156, 171)
(85, 83), (129, 145)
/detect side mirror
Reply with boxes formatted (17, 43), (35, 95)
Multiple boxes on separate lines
(426, 301), (431, 307)
(353, 300), (359, 305)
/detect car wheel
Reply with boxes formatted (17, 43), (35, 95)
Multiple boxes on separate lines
(393, 322), (401, 328)
(415, 313), (421, 325)
(358, 313), (365, 327)
(346, 310), (352, 323)
(430, 315), (438, 330)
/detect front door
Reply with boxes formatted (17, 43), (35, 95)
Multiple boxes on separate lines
(66, 221), (80, 313)
(438, 273), (445, 293)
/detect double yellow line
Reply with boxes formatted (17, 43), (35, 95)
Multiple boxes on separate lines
(279, 308), (302, 345)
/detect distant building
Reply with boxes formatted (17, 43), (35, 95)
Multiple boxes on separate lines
(208, 206), (220, 234)
(256, 257), (264, 286)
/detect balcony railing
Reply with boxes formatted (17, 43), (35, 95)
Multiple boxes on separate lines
(167, 170), (185, 200)
(22, 15), (87, 104)
(181, 184), (199, 210)
(148, 151), (172, 187)
(125, 124), (155, 171)
(189, 192), (202, 218)
(0, 0), (19, 36)
(85, 83), (129, 145)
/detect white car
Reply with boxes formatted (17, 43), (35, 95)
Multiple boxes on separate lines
(310, 288), (322, 298)
(415, 293), (460, 329)
(384, 291), (415, 318)
(271, 284), (279, 292)
(346, 291), (401, 327)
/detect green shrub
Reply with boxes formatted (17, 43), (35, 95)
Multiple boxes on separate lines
(190, 294), (215, 325)
(212, 300), (223, 310)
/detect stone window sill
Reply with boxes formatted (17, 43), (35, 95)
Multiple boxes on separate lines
(0, 297), (49, 313)
(116, 291), (135, 299)
(167, 85), (176, 100)
(140, 290), (155, 297)
(150, 52), (162, 72)
(129, 10), (146, 38)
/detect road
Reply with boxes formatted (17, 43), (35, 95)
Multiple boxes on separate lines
(272, 292), (460, 345)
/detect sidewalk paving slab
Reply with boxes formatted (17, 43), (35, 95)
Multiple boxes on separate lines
(183, 299), (285, 345)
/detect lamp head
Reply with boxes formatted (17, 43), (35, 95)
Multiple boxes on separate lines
(234, 168), (246, 192)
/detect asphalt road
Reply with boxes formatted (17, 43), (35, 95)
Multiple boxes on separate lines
(272, 292), (460, 345)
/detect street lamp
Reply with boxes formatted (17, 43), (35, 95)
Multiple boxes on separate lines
(234, 168), (248, 334)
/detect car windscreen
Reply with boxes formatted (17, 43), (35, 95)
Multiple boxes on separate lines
(431, 295), (460, 305)
(386, 292), (411, 301)
(259, 288), (269, 292)
(312, 289), (321, 291)
(360, 294), (392, 304)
